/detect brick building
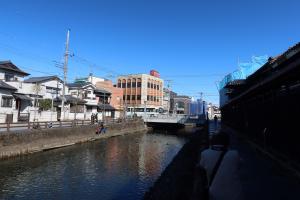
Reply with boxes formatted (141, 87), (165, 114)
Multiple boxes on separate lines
(117, 71), (163, 115)
(95, 80), (124, 118)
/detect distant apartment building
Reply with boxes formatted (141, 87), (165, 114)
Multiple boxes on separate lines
(207, 103), (221, 119)
(172, 95), (191, 115)
(190, 99), (205, 115)
(117, 71), (163, 114)
(75, 73), (105, 85)
(162, 88), (171, 112)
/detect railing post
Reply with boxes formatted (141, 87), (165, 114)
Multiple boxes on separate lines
(7, 122), (10, 132)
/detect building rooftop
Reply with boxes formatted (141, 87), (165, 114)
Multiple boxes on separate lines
(0, 60), (30, 76)
(0, 80), (17, 91)
(97, 104), (116, 111)
(222, 41), (300, 108)
(54, 95), (86, 104)
(24, 76), (62, 83)
(247, 42), (300, 81)
(67, 82), (95, 89)
(118, 73), (163, 79)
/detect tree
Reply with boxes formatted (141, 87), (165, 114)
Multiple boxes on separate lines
(38, 99), (52, 111)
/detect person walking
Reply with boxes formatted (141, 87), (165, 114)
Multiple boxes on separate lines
(214, 115), (218, 129)
(91, 113), (95, 124)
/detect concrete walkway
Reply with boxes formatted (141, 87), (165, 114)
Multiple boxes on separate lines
(209, 121), (300, 200)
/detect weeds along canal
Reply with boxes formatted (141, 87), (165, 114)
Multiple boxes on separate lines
(0, 131), (186, 200)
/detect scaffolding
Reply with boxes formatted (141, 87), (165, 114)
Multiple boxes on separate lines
(218, 55), (268, 90)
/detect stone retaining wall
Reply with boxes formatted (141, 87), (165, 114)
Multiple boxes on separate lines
(0, 119), (147, 160)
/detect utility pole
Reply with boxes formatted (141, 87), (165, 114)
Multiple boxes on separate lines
(61, 29), (70, 120)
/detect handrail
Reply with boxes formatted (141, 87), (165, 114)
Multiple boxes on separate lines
(0, 118), (141, 133)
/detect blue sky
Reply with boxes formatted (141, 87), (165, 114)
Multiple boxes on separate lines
(0, 0), (299, 105)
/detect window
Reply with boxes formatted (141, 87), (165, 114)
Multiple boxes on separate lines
(151, 83), (153, 88)
(122, 83), (126, 88)
(137, 79), (142, 87)
(147, 95), (149, 101)
(86, 106), (93, 112)
(147, 82), (150, 88)
(123, 95), (125, 100)
(154, 96), (156, 101)
(127, 95), (130, 100)
(150, 96), (153, 101)
(127, 82), (131, 88)
(2, 96), (13, 107)
(177, 101), (185, 108)
(157, 85), (160, 90)
(154, 84), (156, 89)
(132, 82), (136, 87)
(137, 95), (141, 100)
(135, 108), (144, 112)
(118, 82), (121, 87)
(132, 95), (136, 100)
(70, 104), (84, 113)
(46, 87), (53, 94)
(4, 73), (14, 82)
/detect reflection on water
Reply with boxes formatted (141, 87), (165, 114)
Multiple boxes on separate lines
(0, 132), (186, 200)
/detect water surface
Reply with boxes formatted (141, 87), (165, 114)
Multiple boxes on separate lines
(0, 132), (186, 200)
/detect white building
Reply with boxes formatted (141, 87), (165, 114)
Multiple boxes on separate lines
(207, 103), (221, 119)
(0, 61), (117, 123)
(22, 76), (66, 121)
(0, 61), (31, 123)
(162, 88), (171, 113)
(67, 81), (113, 120)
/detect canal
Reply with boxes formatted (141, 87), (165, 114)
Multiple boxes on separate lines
(0, 131), (186, 200)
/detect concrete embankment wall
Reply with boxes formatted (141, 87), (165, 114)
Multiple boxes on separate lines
(0, 119), (147, 160)
(144, 129), (208, 200)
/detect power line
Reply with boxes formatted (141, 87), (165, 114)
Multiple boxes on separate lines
(0, 41), (65, 79)
(71, 55), (121, 77)
(0, 42), (57, 66)
(17, 65), (63, 79)
(162, 74), (226, 78)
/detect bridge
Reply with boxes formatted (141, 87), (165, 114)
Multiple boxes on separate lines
(143, 114), (206, 129)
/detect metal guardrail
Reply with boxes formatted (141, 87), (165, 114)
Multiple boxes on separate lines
(143, 114), (188, 124)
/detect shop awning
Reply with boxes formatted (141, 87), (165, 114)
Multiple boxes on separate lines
(13, 94), (33, 101)
(94, 89), (111, 95)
